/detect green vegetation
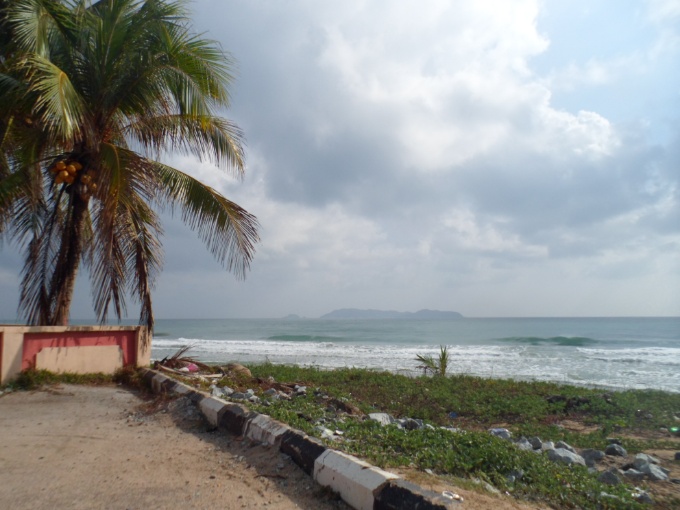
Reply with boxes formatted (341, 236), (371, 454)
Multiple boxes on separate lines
(3, 368), (114, 390)
(0, 0), (258, 330)
(239, 364), (679, 509)
(0, 366), (144, 391)
(247, 364), (680, 442)
(415, 345), (450, 376)
(6, 364), (677, 508)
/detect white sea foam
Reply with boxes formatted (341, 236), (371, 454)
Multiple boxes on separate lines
(150, 317), (680, 393)
(577, 347), (680, 367)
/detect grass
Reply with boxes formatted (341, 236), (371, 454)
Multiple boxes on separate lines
(0, 366), (144, 391)
(240, 363), (680, 509)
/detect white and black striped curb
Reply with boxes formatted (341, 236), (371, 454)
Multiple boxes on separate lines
(141, 368), (460, 510)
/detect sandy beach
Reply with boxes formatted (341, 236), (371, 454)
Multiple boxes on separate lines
(0, 384), (346, 510)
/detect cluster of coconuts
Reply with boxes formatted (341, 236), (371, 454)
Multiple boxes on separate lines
(50, 159), (97, 194)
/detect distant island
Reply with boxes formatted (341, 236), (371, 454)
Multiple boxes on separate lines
(319, 308), (463, 319)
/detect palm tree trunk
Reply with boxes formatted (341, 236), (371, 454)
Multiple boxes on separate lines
(49, 194), (88, 325)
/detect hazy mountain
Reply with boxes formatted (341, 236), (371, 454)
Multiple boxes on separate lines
(320, 308), (463, 319)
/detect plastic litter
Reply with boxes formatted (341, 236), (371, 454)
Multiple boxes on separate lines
(442, 490), (463, 502)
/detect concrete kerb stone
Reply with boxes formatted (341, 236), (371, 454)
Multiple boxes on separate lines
(244, 414), (291, 446)
(313, 449), (401, 510)
(375, 479), (461, 509)
(160, 378), (177, 393)
(198, 396), (229, 427)
(279, 429), (327, 476)
(141, 369), (156, 386)
(141, 369), (464, 510)
(151, 373), (166, 393)
(217, 403), (258, 437)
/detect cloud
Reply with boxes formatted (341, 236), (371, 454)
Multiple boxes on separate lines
(154, 0), (680, 316)
(1, 0), (678, 319)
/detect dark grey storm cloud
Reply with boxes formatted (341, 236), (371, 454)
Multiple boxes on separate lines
(1, 0), (678, 320)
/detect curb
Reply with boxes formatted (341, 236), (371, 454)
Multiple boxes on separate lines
(140, 368), (460, 510)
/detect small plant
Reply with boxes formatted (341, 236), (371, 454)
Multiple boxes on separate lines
(9, 369), (113, 390)
(415, 345), (450, 377)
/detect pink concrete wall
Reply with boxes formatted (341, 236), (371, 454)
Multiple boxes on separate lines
(0, 326), (150, 384)
(21, 330), (137, 371)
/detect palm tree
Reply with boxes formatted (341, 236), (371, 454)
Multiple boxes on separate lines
(0, 0), (259, 331)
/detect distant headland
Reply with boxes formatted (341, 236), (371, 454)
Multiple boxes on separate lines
(319, 308), (463, 319)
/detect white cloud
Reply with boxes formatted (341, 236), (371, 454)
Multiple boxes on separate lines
(2, 0), (678, 319)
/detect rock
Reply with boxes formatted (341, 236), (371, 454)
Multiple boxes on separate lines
(547, 448), (586, 466)
(440, 426), (461, 433)
(598, 470), (621, 486)
(489, 428), (512, 440)
(541, 441), (555, 451)
(515, 437), (534, 451)
(224, 363), (252, 378)
(606, 438), (622, 445)
(581, 449), (605, 467)
(222, 386), (234, 396)
(211, 386), (223, 397)
(483, 482), (500, 495)
(264, 388), (278, 396)
(622, 469), (644, 482)
(671, 478), (680, 484)
(314, 426), (337, 440)
(528, 436), (542, 449)
(675, 452), (680, 461)
(400, 418), (423, 431)
(245, 389), (255, 397)
(248, 395), (260, 404)
(633, 490), (654, 505)
(637, 462), (669, 481)
(295, 385), (307, 396)
(604, 444), (627, 457)
(230, 392), (247, 400)
(555, 440), (575, 453)
(507, 469), (524, 483)
(368, 413), (394, 426)
(599, 492), (622, 503)
(425, 424), (436, 431)
(472, 478), (500, 495)
(635, 453), (660, 465)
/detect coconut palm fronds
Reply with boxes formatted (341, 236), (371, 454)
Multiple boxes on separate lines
(155, 344), (211, 372)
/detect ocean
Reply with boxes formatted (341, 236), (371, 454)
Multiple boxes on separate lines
(151, 317), (680, 393)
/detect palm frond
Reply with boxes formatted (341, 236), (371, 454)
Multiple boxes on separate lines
(24, 54), (85, 142)
(125, 114), (245, 173)
(4, 0), (74, 57)
(155, 162), (258, 277)
(4, 0), (258, 326)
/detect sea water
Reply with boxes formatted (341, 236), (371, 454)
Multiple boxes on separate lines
(151, 317), (680, 393)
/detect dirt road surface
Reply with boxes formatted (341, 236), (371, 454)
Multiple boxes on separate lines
(0, 384), (346, 510)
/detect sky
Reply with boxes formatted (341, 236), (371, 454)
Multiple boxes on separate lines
(1, 0), (679, 320)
